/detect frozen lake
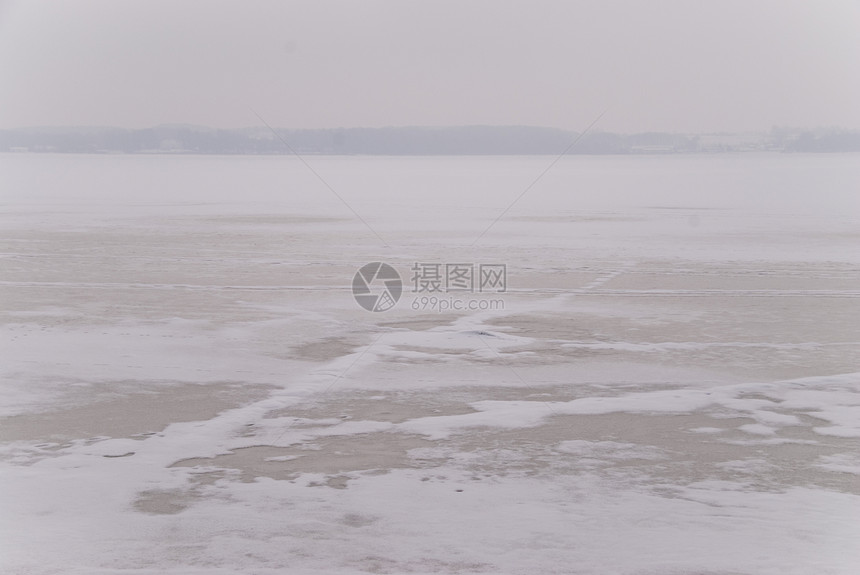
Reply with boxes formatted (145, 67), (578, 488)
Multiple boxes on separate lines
(2, 152), (860, 574)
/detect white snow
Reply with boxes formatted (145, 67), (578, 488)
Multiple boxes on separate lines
(2, 152), (860, 574)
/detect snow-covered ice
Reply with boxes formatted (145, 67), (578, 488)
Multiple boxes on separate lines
(2, 152), (859, 574)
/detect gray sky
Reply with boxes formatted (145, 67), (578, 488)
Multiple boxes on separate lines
(1, 0), (858, 132)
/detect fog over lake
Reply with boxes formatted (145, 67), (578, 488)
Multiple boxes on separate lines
(3, 0), (860, 571)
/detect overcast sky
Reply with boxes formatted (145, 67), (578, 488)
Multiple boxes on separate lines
(1, 0), (858, 133)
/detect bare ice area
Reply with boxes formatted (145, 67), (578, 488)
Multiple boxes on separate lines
(1, 153), (860, 574)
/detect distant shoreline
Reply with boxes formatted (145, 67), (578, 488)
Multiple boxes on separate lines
(3, 125), (859, 155)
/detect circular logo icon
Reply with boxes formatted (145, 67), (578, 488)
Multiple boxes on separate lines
(352, 262), (402, 312)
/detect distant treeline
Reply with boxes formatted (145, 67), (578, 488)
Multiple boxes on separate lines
(2, 125), (858, 155)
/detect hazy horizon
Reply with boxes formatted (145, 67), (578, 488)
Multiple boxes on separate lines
(4, 122), (858, 134)
(4, 3), (860, 573)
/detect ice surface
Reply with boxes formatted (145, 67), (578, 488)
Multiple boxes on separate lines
(2, 153), (860, 574)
